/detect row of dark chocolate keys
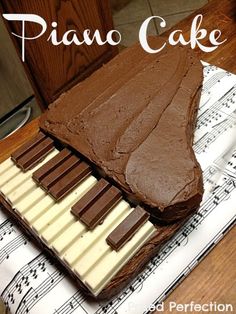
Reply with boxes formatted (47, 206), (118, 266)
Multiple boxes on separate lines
(11, 132), (151, 251)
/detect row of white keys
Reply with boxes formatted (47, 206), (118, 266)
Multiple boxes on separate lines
(63, 200), (130, 267)
(0, 164), (21, 187)
(54, 200), (130, 258)
(33, 176), (97, 244)
(15, 187), (46, 215)
(0, 150), (58, 189)
(0, 158), (15, 176)
(2, 151), (58, 207)
(1, 150), (58, 196)
(84, 222), (156, 295)
(71, 203), (132, 278)
(23, 170), (96, 226)
(22, 193), (55, 223)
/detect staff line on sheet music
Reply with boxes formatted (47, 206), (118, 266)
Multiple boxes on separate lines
(197, 85), (236, 128)
(0, 234), (28, 264)
(214, 149), (236, 179)
(1, 253), (67, 314)
(147, 215), (236, 314)
(1, 254), (47, 301)
(0, 219), (14, 241)
(15, 270), (65, 314)
(53, 291), (87, 314)
(194, 117), (236, 154)
(202, 71), (230, 94)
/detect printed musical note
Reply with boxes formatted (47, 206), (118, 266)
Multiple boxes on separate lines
(196, 85), (236, 132)
(0, 219), (14, 242)
(202, 71), (229, 95)
(15, 270), (65, 314)
(215, 149), (236, 178)
(194, 113), (236, 153)
(203, 64), (218, 77)
(53, 292), (86, 314)
(0, 234), (28, 264)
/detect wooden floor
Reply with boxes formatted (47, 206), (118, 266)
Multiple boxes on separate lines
(112, 0), (210, 47)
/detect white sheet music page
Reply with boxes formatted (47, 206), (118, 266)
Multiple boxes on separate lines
(0, 63), (236, 314)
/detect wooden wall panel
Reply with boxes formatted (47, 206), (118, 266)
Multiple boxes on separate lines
(0, 0), (118, 108)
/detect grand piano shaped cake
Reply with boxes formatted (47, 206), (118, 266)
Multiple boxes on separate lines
(0, 37), (203, 300)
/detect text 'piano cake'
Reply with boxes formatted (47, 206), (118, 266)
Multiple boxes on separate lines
(0, 37), (204, 300)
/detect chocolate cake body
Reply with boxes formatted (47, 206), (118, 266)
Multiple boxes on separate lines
(40, 37), (204, 222)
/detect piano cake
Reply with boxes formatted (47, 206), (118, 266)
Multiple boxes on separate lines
(0, 37), (204, 300)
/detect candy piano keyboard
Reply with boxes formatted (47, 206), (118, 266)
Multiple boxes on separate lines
(0, 132), (156, 297)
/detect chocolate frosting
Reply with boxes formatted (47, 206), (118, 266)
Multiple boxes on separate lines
(40, 37), (203, 222)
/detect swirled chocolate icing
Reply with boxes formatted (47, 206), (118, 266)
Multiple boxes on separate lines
(40, 37), (203, 222)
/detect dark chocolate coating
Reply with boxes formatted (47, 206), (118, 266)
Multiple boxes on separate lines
(40, 37), (203, 222)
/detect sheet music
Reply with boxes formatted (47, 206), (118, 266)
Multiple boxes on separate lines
(0, 63), (235, 314)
